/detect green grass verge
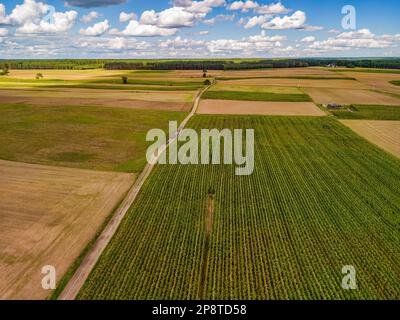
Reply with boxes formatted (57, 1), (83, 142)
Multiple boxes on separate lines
(330, 104), (400, 120)
(389, 80), (400, 86)
(77, 115), (400, 300)
(0, 104), (186, 173)
(202, 90), (312, 102)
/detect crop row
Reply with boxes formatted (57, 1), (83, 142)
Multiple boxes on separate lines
(78, 116), (400, 299)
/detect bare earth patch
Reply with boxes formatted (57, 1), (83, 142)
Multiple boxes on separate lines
(337, 72), (400, 95)
(0, 91), (192, 111)
(304, 88), (400, 105)
(197, 99), (326, 116)
(340, 120), (400, 158)
(0, 160), (135, 299)
(221, 67), (338, 77)
(7, 70), (125, 81)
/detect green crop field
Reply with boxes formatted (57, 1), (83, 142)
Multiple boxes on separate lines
(330, 105), (400, 120)
(390, 80), (400, 86)
(0, 104), (186, 173)
(210, 84), (302, 94)
(202, 90), (312, 102)
(77, 116), (400, 300)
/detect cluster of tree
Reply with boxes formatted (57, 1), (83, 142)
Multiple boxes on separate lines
(0, 63), (9, 75)
(0, 59), (106, 70)
(303, 58), (400, 69)
(224, 59), (309, 70)
(2, 58), (400, 71)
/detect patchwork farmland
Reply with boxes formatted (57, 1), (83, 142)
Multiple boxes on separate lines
(0, 65), (400, 300)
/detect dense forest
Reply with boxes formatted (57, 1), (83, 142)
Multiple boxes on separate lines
(1, 58), (400, 71)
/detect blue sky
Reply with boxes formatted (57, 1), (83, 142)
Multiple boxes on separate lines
(0, 0), (399, 58)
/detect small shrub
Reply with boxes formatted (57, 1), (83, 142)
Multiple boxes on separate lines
(204, 79), (211, 86)
(122, 76), (128, 84)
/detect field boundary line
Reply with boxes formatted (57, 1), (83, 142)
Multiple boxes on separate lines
(58, 84), (212, 300)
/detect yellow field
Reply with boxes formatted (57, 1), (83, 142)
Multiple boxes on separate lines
(220, 78), (368, 89)
(0, 160), (135, 299)
(304, 88), (400, 105)
(340, 120), (400, 158)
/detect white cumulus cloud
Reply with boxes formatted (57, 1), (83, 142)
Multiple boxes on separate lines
(119, 11), (136, 22)
(79, 19), (109, 36)
(81, 11), (100, 23)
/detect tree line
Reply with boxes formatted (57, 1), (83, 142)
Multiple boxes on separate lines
(1, 58), (400, 71)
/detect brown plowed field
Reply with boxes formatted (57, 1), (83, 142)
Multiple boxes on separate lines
(221, 78), (367, 89)
(0, 160), (135, 299)
(340, 120), (400, 158)
(304, 88), (400, 105)
(0, 92), (192, 111)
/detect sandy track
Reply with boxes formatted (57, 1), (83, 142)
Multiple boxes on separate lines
(340, 120), (400, 158)
(304, 88), (400, 105)
(0, 160), (135, 299)
(197, 99), (326, 116)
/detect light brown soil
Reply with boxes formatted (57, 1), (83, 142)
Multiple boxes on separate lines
(304, 88), (400, 105)
(197, 99), (326, 116)
(0, 160), (135, 299)
(221, 67), (337, 77)
(221, 78), (367, 89)
(0, 91), (192, 111)
(340, 120), (400, 158)
(337, 72), (400, 95)
(8, 70), (125, 80)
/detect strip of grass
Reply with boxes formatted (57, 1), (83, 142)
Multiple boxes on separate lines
(203, 90), (312, 102)
(210, 84), (301, 94)
(330, 104), (400, 120)
(0, 104), (186, 173)
(390, 80), (400, 86)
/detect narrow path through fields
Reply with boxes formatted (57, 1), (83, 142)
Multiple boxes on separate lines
(58, 84), (212, 300)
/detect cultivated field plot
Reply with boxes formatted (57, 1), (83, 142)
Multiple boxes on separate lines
(220, 78), (367, 89)
(78, 116), (400, 300)
(221, 67), (339, 78)
(329, 105), (400, 120)
(334, 70), (400, 95)
(197, 99), (325, 116)
(0, 160), (135, 299)
(0, 104), (186, 173)
(340, 120), (400, 158)
(210, 84), (303, 94)
(0, 89), (193, 111)
(7, 69), (126, 81)
(304, 88), (400, 105)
